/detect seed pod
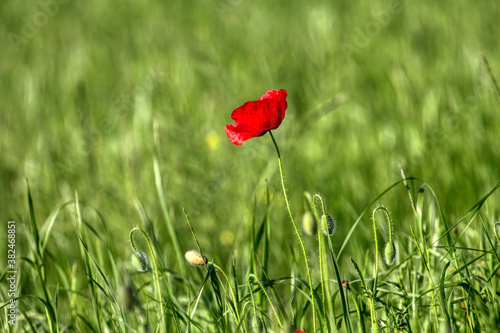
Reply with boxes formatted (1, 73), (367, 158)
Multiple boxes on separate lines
(302, 212), (317, 236)
(383, 241), (397, 266)
(184, 250), (207, 266)
(321, 214), (337, 236)
(250, 314), (264, 333)
(131, 251), (148, 272)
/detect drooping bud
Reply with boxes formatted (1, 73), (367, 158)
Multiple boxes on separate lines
(131, 251), (148, 272)
(321, 214), (337, 236)
(383, 241), (397, 266)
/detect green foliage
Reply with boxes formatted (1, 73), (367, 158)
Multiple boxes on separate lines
(1, 0), (500, 332)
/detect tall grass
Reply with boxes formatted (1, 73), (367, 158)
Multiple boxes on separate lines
(1, 0), (500, 332)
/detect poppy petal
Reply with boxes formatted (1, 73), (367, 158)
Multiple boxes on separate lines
(225, 89), (287, 145)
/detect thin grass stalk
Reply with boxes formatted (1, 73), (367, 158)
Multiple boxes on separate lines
(184, 209), (243, 331)
(26, 185), (58, 333)
(129, 227), (167, 331)
(402, 178), (456, 332)
(183, 208), (209, 272)
(325, 234), (353, 333)
(347, 288), (365, 333)
(153, 124), (186, 276)
(74, 193), (102, 333)
(213, 264), (244, 331)
(248, 274), (282, 328)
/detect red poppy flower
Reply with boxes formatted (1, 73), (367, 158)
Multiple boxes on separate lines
(294, 329), (307, 333)
(225, 89), (287, 145)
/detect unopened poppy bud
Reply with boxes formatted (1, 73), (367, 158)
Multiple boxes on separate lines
(185, 250), (207, 266)
(131, 251), (148, 272)
(494, 222), (500, 243)
(250, 314), (264, 333)
(321, 214), (337, 236)
(383, 241), (397, 266)
(301, 212), (317, 236)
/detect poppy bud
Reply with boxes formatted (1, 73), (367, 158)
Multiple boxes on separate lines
(301, 212), (317, 236)
(383, 241), (397, 266)
(320, 214), (337, 236)
(250, 314), (264, 333)
(131, 251), (148, 272)
(184, 250), (207, 266)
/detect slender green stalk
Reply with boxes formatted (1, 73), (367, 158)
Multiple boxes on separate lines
(184, 208), (244, 331)
(248, 276), (258, 316)
(129, 227), (167, 331)
(312, 194), (330, 331)
(371, 206), (392, 293)
(247, 274), (282, 327)
(75, 193), (101, 333)
(326, 229), (353, 333)
(370, 206), (393, 333)
(347, 288), (365, 333)
(153, 146), (186, 276)
(268, 131), (316, 331)
(213, 264), (244, 331)
(183, 207), (209, 272)
(371, 208), (381, 295)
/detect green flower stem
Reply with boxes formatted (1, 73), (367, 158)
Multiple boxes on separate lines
(371, 206), (393, 287)
(312, 194), (329, 329)
(129, 227), (167, 331)
(371, 207), (382, 294)
(269, 130), (316, 332)
(248, 274), (282, 327)
(370, 206), (392, 333)
(213, 263), (244, 331)
(247, 276), (258, 316)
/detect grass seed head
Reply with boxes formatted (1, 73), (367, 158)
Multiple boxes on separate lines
(301, 212), (317, 236)
(250, 314), (264, 333)
(131, 251), (148, 272)
(184, 250), (207, 266)
(320, 214), (337, 236)
(383, 241), (397, 266)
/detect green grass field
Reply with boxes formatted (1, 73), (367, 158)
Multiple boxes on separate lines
(1, 0), (500, 331)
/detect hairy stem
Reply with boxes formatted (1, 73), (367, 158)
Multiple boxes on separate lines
(269, 130), (316, 331)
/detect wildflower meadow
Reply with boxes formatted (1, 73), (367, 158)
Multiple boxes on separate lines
(1, 0), (500, 332)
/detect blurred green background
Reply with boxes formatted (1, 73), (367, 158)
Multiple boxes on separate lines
(1, 0), (499, 288)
